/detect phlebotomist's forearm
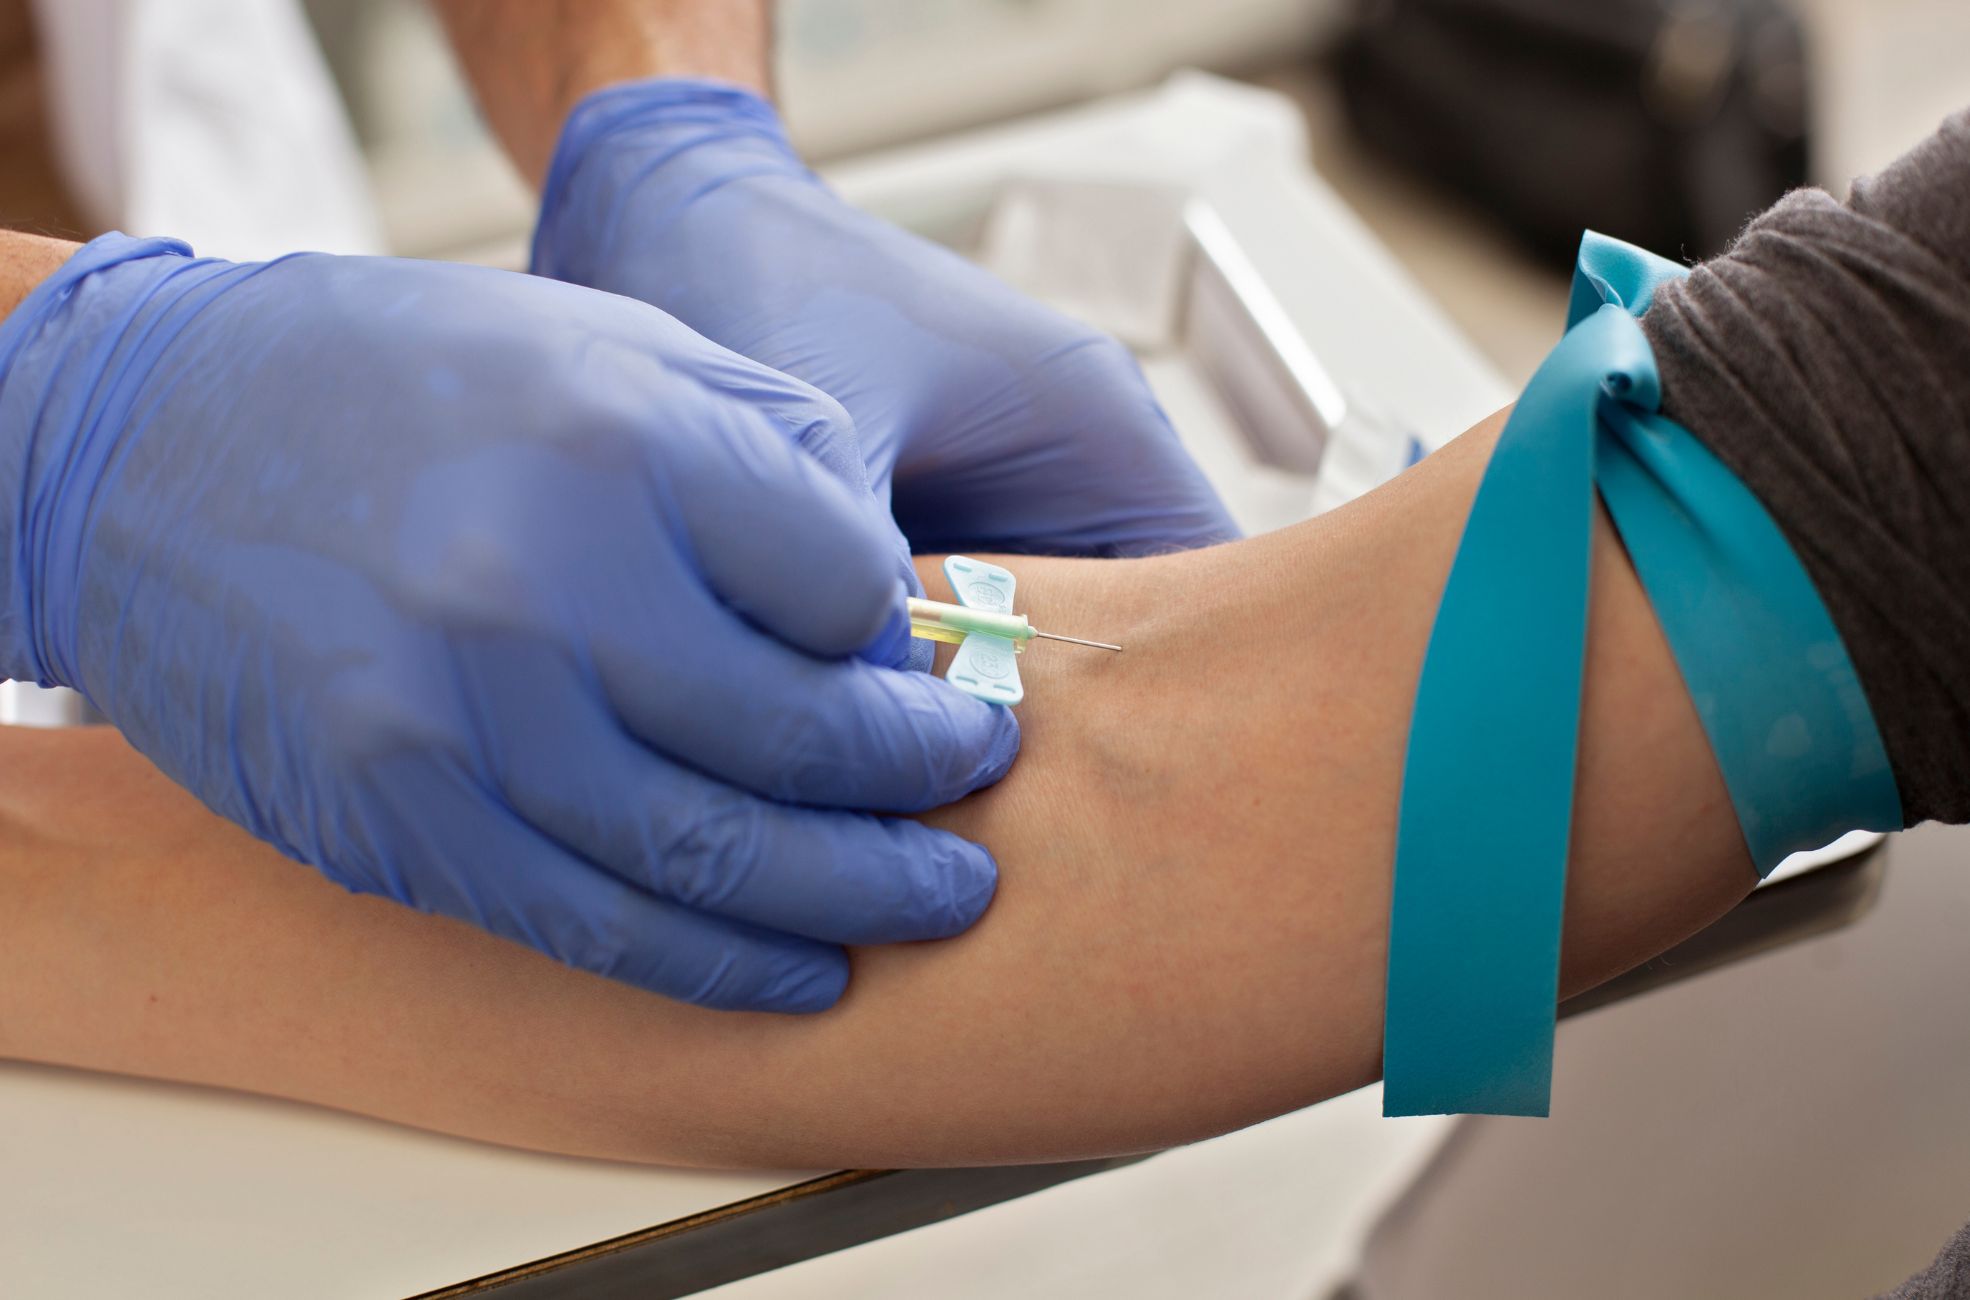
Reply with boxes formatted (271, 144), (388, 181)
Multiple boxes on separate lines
(431, 0), (775, 186)
(0, 231), (76, 318)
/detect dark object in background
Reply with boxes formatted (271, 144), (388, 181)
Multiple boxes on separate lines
(1335, 0), (1811, 263)
(0, 0), (89, 239)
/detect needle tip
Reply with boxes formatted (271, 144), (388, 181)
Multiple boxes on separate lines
(1033, 630), (1124, 652)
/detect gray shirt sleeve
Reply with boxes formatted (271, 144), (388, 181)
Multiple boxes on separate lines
(1639, 109), (1970, 826)
(1880, 1217), (1970, 1299)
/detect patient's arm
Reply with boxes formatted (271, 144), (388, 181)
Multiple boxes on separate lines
(0, 412), (1755, 1169)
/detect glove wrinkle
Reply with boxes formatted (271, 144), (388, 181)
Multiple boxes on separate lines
(533, 76), (1238, 564)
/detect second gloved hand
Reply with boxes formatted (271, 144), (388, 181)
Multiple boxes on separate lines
(0, 234), (1018, 1012)
(531, 78), (1239, 558)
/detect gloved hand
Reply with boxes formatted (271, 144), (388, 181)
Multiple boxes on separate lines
(532, 79), (1239, 558)
(0, 234), (1019, 1011)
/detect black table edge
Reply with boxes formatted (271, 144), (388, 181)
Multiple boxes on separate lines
(412, 839), (1890, 1298)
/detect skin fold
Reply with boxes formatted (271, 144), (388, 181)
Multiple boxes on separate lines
(0, 411), (1756, 1169)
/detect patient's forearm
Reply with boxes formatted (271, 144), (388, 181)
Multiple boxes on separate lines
(0, 412), (1754, 1168)
(435, 0), (774, 186)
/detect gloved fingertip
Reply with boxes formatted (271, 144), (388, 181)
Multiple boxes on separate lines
(906, 637), (936, 673)
(920, 694), (1021, 807)
(886, 557), (935, 672)
(970, 704), (1022, 790)
(898, 834), (1000, 940)
(858, 597), (915, 669)
(752, 949), (851, 1015)
(945, 840), (1000, 934)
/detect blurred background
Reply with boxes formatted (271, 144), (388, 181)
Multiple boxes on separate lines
(306, 0), (1970, 383)
(5, 0), (1966, 387)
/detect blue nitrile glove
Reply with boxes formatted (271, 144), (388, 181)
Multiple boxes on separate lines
(532, 79), (1239, 558)
(0, 233), (1020, 1011)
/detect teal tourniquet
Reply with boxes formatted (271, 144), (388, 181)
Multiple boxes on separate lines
(1381, 232), (1902, 1118)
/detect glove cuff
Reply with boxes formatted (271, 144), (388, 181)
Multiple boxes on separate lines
(0, 233), (198, 686)
(531, 77), (803, 288)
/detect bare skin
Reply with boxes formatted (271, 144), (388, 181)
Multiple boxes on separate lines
(0, 411), (1756, 1169)
(0, 230), (75, 315)
(431, 0), (774, 186)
